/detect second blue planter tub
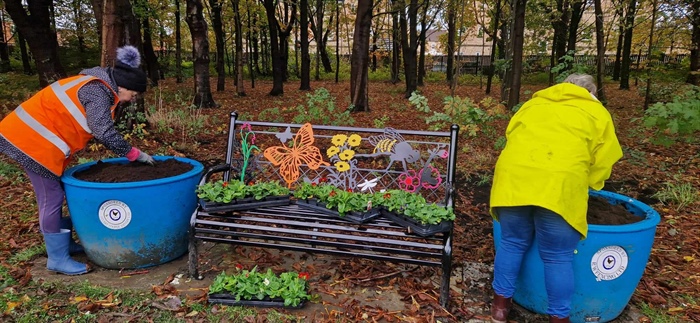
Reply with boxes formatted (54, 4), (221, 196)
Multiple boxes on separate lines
(493, 190), (660, 323)
(61, 156), (204, 269)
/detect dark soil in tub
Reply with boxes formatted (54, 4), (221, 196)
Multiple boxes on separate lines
(588, 196), (644, 225)
(73, 158), (194, 183)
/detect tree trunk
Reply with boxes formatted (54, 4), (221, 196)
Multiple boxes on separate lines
(175, 0), (183, 83)
(687, 0), (700, 85)
(446, 0), (456, 82)
(185, 0), (217, 107)
(594, 0), (607, 102)
(549, 0), (570, 78)
(619, 0), (637, 90)
(100, 0), (139, 67)
(4, 0), (65, 86)
(300, 0), (311, 90)
(485, 0), (501, 94)
(350, 0), (373, 112)
(277, 1), (296, 83)
(399, 0), (418, 98)
(247, 4), (256, 88)
(508, 0), (527, 109)
(210, 0), (225, 91)
(262, 0), (284, 95)
(390, 0), (401, 84)
(567, 0), (585, 53)
(612, 1), (624, 80)
(89, 0), (103, 44)
(417, 0), (429, 86)
(0, 9), (11, 72)
(643, 0), (657, 109)
(18, 32), (33, 75)
(142, 16), (161, 87)
(233, 0), (246, 95)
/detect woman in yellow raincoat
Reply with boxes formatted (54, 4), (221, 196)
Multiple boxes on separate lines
(489, 74), (623, 323)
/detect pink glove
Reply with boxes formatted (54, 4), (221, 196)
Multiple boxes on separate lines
(126, 147), (155, 165)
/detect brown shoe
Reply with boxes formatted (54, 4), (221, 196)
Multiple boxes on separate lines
(549, 316), (570, 323)
(490, 294), (512, 323)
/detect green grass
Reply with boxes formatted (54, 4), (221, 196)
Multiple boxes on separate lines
(652, 181), (699, 210)
(0, 158), (25, 183)
(638, 302), (688, 323)
(8, 245), (45, 264)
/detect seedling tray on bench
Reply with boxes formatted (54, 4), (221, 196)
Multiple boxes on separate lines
(199, 195), (292, 213)
(380, 208), (453, 237)
(295, 198), (381, 224)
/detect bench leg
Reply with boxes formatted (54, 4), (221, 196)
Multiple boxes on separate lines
(188, 211), (202, 280)
(440, 234), (453, 308)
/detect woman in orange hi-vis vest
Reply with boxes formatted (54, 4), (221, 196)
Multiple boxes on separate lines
(0, 46), (155, 275)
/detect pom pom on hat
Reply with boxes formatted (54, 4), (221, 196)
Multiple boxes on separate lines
(112, 45), (148, 93)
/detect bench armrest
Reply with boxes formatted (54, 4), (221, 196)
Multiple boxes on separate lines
(198, 163), (238, 186)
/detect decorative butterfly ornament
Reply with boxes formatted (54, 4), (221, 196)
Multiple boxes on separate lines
(264, 124), (329, 187)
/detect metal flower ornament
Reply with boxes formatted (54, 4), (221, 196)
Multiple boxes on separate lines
(239, 122), (259, 183)
(325, 133), (362, 190)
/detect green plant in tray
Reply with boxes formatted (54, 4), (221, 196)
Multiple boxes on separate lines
(209, 266), (310, 307)
(197, 180), (290, 203)
(378, 189), (456, 225)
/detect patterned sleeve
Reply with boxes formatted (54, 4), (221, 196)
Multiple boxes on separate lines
(78, 81), (133, 156)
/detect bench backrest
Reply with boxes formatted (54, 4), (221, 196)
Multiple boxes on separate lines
(222, 112), (460, 208)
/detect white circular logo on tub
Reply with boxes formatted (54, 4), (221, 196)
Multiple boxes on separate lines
(591, 245), (628, 281)
(98, 200), (131, 230)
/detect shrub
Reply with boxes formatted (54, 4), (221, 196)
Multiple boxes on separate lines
(293, 88), (354, 126)
(642, 86), (700, 146)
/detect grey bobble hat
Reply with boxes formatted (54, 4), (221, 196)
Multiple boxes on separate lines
(112, 45), (148, 92)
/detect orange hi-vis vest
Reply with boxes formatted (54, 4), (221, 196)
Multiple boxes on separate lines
(0, 75), (118, 176)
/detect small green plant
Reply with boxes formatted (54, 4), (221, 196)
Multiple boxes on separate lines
(378, 189), (456, 225)
(550, 51), (592, 83)
(408, 91), (430, 113)
(197, 180), (290, 203)
(258, 107), (285, 123)
(209, 266), (311, 307)
(652, 181), (698, 211)
(373, 115), (390, 128)
(642, 86), (700, 146)
(293, 88), (354, 126)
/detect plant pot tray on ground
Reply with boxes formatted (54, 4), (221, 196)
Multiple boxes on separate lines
(380, 208), (453, 237)
(295, 198), (380, 224)
(199, 195), (292, 213)
(207, 293), (306, 309)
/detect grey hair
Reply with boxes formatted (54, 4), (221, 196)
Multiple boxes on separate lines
(563, 73), (596, 94)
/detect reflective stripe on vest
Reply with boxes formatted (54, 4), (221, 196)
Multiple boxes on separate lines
(14, 105), (71, 157)
(50, 75), (95, 134)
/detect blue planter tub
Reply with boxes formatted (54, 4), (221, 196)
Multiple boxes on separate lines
(493, 190), (660, 323)
(62, 156), (204, 269)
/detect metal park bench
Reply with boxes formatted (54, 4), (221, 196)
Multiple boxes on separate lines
(188, 112), (460, 307)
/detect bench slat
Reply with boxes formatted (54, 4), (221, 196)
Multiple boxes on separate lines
(195, 235), (442, 267)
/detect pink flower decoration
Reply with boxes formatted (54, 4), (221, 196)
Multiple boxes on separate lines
(398, 170), (420, 193)
(241, 123), (253, 132)
(440, 149), (449, 159)
(419, 165), (443, 189)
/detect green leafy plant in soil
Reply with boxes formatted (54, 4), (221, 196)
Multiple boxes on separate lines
(209, 265), (311, 307)
(197, 180), (290, 203)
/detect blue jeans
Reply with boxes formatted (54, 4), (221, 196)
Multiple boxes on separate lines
(493, 206), (581, 318)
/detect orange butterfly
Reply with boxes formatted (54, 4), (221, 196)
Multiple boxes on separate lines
(264, 123), (329, 187)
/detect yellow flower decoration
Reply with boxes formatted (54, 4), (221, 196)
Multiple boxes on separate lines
(331, 134), (348, 146)
(326, 146), (340, 157)
(335, 161), (350, 172)
(347, 134), (362, 147)
(339, 149), (355, 161)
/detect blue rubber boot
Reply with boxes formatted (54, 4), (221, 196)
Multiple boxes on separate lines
(44, 229), (90, 275)
(59, 217), (84, 254)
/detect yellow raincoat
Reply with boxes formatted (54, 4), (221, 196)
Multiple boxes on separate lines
(490, 83), (623, 238)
